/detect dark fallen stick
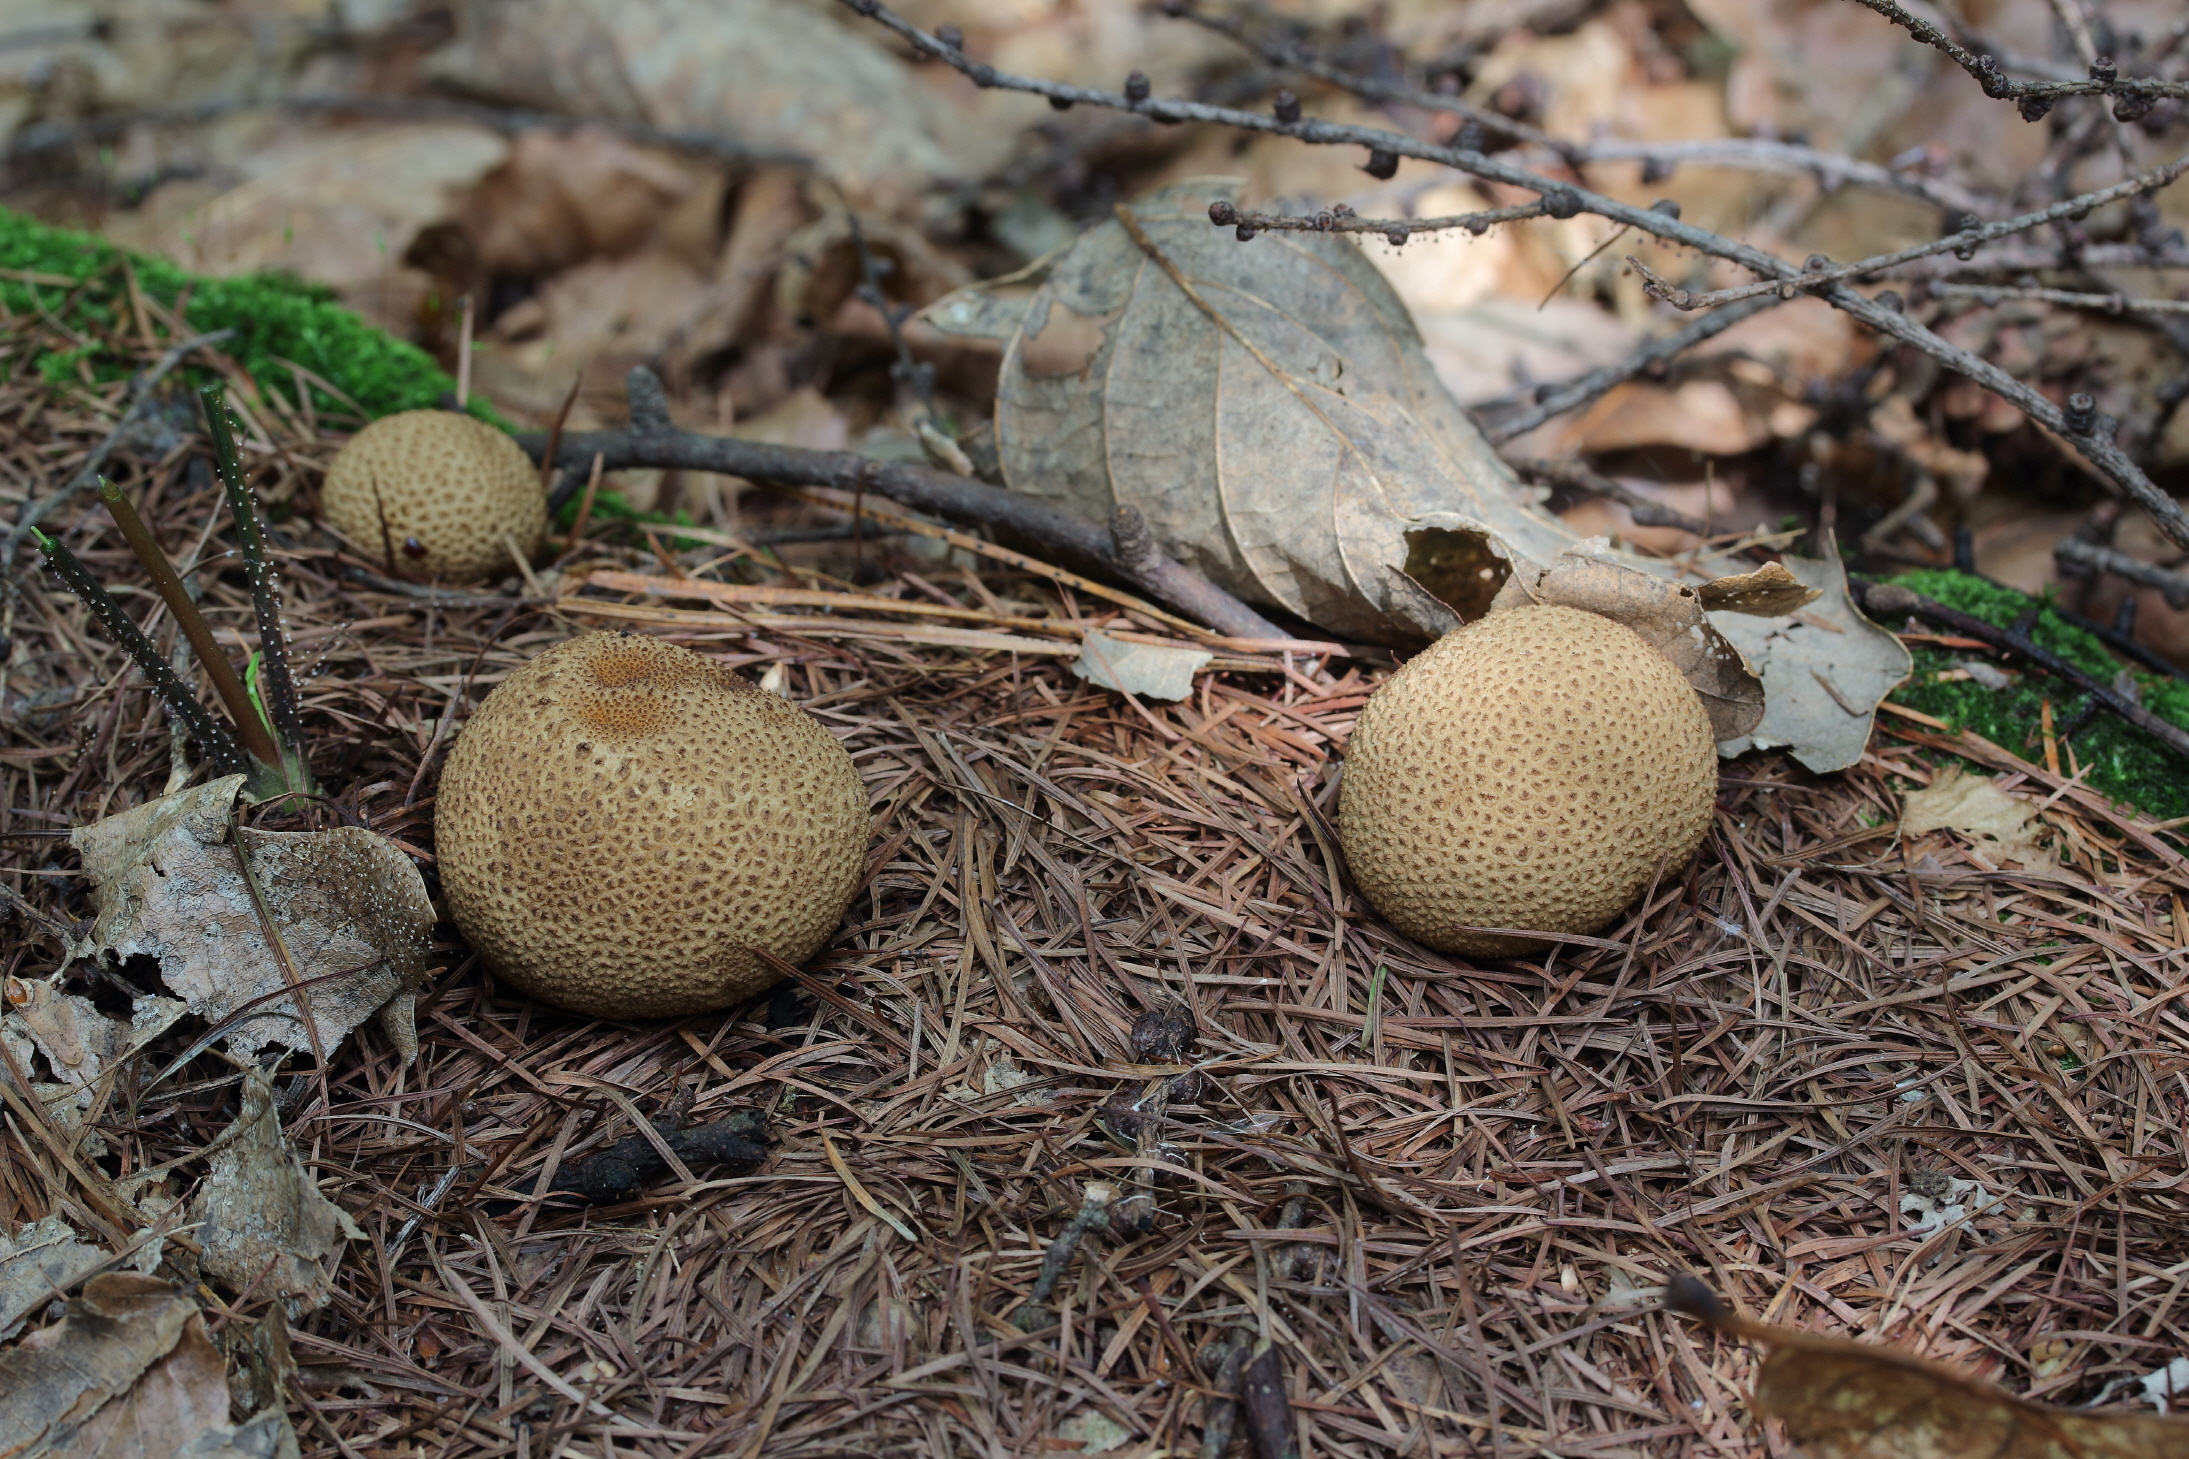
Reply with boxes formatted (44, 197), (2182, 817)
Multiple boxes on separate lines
(1852, 579), (2189, 763)
(517, 368), (1285, 641)
(535, 1108), (769, 1205)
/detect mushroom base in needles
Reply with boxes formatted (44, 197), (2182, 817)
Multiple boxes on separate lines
(1337, 548), (1817, 958)
(434, 632), (871, 1019)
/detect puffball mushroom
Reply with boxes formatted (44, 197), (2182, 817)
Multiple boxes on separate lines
(1338, 605), (1717, 958)
(435, 632), (870, 1018)
(321, 411), (546, 582)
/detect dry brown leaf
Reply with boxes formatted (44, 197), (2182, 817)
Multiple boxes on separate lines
(426, 0), (1009, 208)
(72, 775), (435, 1065)
(0, 1216), (110, 1341)
(1713, 544), (1911, 775)
(190, 1068), (363, 1315)
(925, 178), (1906, 770)
(1668, 1275), (2189, 1458)
(107, 123), (510, 333)
(452, 126), (708, 279)
(1701, 563), (1824, 617)
(0, 1272), (298, 1459)
(1900, 765), (2055, 872)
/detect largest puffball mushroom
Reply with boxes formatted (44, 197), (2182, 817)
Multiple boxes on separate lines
(1338, 605), (1717, 958)
(435, 632), (870, 1017)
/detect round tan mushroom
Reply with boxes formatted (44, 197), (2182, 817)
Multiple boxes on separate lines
(1337, 605), (1717, 958)
(321, 411), (545, 582)
(435, 632), (870, 1017)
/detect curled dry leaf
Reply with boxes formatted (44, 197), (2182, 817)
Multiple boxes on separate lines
(189, 1069), (364, 1315)
(0, 1272), (298, 1459)
(72, 775), (436, 1064)
(924, 178), (1906, 772)
(1490, 544), (1785, 740)
(1667, 1275), (2189, 1458)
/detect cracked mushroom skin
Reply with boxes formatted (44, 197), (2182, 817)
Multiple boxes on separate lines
(1337, 605), (1717, 958)
(435, 632), (870, 1017)
(321, 410), (546, 582)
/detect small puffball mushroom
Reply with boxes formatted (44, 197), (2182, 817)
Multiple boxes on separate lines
(1338, 605), (1716, 958)
(435, 632), (870, 1017)
(321, 410), (545, 582)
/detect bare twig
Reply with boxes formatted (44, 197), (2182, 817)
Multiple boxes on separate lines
(1164, 0), (1995, 215)
(1844, 0), (2189, 111)
(1217, 197), (1546, 243)
(1477, 295), (1782, 444)
(1626, 151), (2189, 311)
(1502, 457), (1710, 537)
(1931, 281), (2189, 315)
(2054, 539), (2189, 609)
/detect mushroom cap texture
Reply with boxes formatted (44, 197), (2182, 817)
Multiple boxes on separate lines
(321, 411), (546, 582)
(436, 632), (871, 1017)
(1337, 605), (1717, 958)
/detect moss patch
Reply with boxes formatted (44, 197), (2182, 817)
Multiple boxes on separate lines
(1885, 568), (2189, 821)
(0, 206), (472, 423)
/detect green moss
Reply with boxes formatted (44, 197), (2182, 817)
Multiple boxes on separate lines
(1884, 569), (2189, 821)
(0, 206), (487, 424)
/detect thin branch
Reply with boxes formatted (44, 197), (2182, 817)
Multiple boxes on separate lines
(1931, 282), (2189, 315)
(841, 0), (2189, 553)
(524, 368), (1286, 641)
(2054, 539), (2189, 609)
(1502, 456), (1710, 536)
(1477, 294), (1782, 444)
(1216, 198), (1546, 242)
(1844, 0), (2189, 109)
(1626, 151), (2189, 310)
(1898, 243), (2189, 273)
(1854, 579), (2189, 761)
(1164, 0), (1995, 215)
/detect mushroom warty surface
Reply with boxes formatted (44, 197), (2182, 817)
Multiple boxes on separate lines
(435, 632), (871, 1017)
(321, 410), (546, 582)
(1337, 605), (1718, 958)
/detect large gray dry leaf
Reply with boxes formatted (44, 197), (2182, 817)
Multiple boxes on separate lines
(425, 0), (1007, 207)
(72, 776), (434, 1063)
(926, 177), (1910, 772)
(191, 1070), (363, 1315)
